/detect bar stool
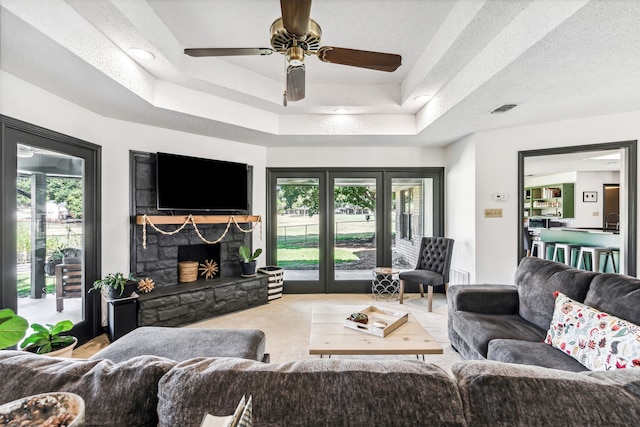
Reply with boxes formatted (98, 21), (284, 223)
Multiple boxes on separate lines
(552, 243), (580, 267)
(531, 241), (555, 260)
(577, 247), (617, 273)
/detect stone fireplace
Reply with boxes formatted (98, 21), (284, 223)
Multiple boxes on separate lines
(177, 244), (221, 280)
(130, 151), (268, 327)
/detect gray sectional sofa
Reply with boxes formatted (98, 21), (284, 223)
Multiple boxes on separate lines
(1, 351), (640, 426)
(2, 256), (640, 425)
(448, 256), (640, 371)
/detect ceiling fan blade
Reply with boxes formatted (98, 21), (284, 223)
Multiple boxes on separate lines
(317, 46), (402, 72)
(184, 48), (274, 57)
(280, 0), (312, 38)
(286, 65), (306, 102)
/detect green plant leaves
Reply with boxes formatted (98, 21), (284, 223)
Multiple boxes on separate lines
(19, 320), (75, 354)
(239, 246), (262, 262)
(0, 308), (29, 350)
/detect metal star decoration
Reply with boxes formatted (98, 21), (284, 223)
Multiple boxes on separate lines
(199, 259), (219, 279)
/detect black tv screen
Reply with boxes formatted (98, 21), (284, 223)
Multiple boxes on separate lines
(156, 152), (249, 212)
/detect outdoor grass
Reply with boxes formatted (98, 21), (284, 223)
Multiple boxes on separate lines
(17, 274), (55, 298)
(277, 247), (358, 267)
(276, 214), (376, 267)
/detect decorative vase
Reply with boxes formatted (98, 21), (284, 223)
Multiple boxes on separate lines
(108, 280), (137, 299)
(240, 260), (257, 277)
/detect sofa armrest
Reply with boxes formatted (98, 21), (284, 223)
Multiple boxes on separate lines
(448, 284), (519, 314)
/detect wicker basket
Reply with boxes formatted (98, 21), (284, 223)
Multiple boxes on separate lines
(178, 261), (198, 283)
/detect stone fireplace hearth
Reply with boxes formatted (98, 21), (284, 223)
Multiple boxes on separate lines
(130, 151), (267, 327)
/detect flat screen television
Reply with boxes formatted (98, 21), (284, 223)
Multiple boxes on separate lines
(156, 152), (249, 213)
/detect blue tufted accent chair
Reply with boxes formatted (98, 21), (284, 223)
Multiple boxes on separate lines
(398, 237), (454, 312)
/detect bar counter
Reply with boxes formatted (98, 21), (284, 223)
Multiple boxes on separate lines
(539, 228), (619, 273)
(540, 228), (620, 248)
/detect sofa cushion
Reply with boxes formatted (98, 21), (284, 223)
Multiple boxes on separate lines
(0, 351), (176, 427)
(452, 360), (640, 426)
(514, 257), (597, 331)
(157, 357), (467, 427)
(451, 312), (546, 358)
(584, 273), (640, 324)
(546, 292), (640, 370)
(89, 327), (266, 363)
(487, 339), (587, 372)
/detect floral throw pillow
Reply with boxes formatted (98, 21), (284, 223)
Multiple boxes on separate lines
(546, 291), (640, 370)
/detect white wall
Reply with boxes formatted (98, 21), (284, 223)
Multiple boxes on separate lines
(447, 110), (640, 284)
(574, 171), (620, 228)
(445, 135), (476, 282)
(0, 71), (267, 276)
(267, 146), (445, 167)
(4, 70), (640, 289)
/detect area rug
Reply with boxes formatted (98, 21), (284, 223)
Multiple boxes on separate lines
(189, 292), (463, 373)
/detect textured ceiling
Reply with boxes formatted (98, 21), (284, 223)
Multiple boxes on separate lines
(1, 0), (639, 147)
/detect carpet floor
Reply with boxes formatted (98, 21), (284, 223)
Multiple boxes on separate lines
(75, 293), (463, 372)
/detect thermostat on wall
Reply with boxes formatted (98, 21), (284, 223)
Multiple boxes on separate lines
(492, 193), (509, 201)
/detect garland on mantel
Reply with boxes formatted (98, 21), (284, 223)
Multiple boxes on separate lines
(141, 214), (262, 249)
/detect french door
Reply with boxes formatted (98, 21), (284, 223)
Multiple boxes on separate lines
(1, 116), (101, 344)
(267, 168), (443, 293)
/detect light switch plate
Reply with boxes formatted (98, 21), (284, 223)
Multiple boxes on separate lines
(484, 208), (503, 218)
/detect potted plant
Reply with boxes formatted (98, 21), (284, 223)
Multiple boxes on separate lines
(239, 245), (262, 277)
(0, 308), (28, 350)
(90, 272), (137, 299)
(20, 320), (77, 357)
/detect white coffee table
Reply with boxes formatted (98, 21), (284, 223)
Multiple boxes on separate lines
(309, 305), (443, 358)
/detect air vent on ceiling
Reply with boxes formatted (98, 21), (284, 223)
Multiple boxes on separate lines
(491, 104), (517, 114)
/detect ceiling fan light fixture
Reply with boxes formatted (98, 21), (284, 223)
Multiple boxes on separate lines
(128, 48), (155, 61)
(287, 45), (305, 66)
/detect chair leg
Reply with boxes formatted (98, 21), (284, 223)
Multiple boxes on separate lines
(427, 285), (434, 312)
(399, 279), (405, 304)
(419, 284), (424, 298)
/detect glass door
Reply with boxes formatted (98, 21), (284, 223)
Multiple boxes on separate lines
(270, 173), (325, 293)
(267, 168), (444, 294)
(1, 120), (101, 344)
(16, 143), (85, 324)
(390, 177), (435, 272)
(328, 173), (381, 293)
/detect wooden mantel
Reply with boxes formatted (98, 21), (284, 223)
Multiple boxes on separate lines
(135, 215), (261, 225)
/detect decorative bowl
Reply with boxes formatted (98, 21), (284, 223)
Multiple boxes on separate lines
(0, 392), (85, 426)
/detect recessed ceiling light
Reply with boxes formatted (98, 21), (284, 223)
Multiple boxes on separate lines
(413, 95), (431, 102)
(128, 48), (155, 60)
(333, 108), (349, 114)
(17, 148), (34, 158)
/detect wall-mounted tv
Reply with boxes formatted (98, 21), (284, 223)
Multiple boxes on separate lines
(156, 152), (250, 213)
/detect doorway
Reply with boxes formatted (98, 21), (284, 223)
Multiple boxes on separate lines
(518, 140), (637, 276)
(267, 168), (444, 293)
(603, 184), (620, 231)
(1, 116), (101, 344)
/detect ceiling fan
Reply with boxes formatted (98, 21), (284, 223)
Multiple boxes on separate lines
(184, 0), (402, 105)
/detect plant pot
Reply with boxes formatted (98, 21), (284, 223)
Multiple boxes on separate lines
(240, 260), (257, 277)
(23, 337), (78, 358)
(108, 280), (137, 299)
(0, 392), (85, 426)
